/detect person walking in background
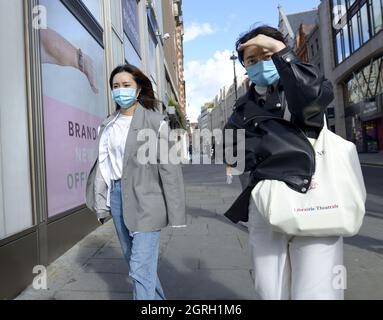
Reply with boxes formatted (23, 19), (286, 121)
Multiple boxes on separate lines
(86, 64), (186, 300)
(223, 25), (343, 300)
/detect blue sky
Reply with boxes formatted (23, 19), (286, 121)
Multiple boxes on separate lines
(182, 0), (321, 122)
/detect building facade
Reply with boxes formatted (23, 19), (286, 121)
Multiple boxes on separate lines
(0, 0), (184, 299)
(279, 5), (339, 132)
(161, 0), (186, 126)
(278, 6), (319, 48)
(320, 0), (383, 152)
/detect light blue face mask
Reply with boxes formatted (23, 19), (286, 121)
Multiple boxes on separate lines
(246, 60), (280, 86)
(112, 88), (137, 109)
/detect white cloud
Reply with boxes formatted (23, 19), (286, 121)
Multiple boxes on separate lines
(184, 22), (216, 42)
(184, 50), (242, 122)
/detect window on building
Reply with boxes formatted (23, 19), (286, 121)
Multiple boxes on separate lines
(111, 0), (123, 35)
(347, 0), (357, 8)
(343, 24), (351, 58)
(371, 0), (383, 34)
(124, 34), (141, 67)
(360, 3), (371, 43)
(112, 32), (124, 67)
(336, 32), (343, 63)
(332, 0), (382, 65)
(351, 13), (361, 51)
(345, 56), (383, 105)
(148, 27), (158, 84)
(81, 0), (103, 26)
(122, 0), (141, 57)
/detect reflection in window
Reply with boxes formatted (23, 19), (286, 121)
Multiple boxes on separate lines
(360, 4), (371, 43)
(343, 24), (350, 58)
(371, 58), (383, 96)
(336, 32), (343, 63)
(124, 34), (141, 68)
(345, 56), (383, 105)
(351, 14), (360, 51)
(347, 0), (356, 8)
(371, 0), (383, 34)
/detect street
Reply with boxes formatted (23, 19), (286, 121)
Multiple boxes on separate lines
(362, 165), (383, 216)
(15, 162), (383, 300)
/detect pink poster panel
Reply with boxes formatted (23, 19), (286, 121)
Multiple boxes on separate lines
(43, 96), (103, 217)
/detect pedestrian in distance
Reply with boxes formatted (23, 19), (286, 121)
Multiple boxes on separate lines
(223, 25), (344, 300)
(86, 64), (187, 300)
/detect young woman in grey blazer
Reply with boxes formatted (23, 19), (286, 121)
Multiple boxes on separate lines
(86, 64), (186, 300)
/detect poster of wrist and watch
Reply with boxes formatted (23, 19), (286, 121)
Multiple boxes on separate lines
(40, 0), (107, 218)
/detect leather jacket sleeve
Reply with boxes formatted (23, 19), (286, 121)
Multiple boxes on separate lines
(272, 47), (334, 129)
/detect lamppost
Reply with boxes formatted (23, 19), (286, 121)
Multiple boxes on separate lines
(230, 51), (238, 101)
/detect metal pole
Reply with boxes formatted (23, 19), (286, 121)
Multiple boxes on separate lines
(230, 52), (238, 101)
(233, 58), (238, 100)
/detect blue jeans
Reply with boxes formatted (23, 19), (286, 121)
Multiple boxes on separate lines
(110, 179), (166, 300)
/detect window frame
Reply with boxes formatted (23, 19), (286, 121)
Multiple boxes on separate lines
(60, 0), (104, 48)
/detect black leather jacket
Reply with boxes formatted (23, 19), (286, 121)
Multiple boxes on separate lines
(223, 47), (334, 223)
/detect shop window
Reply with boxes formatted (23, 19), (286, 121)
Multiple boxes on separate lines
(81, 0), (103, 27)
(40, 0), (108, 217)
(365, 120), (379, 152)
(0, 0), (33, 240)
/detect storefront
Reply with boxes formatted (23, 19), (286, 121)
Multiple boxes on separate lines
(344, 55), (383, 153)
(0, 0), (172, 299)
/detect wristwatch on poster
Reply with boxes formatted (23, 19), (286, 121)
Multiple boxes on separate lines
(77, 48), (85, 73)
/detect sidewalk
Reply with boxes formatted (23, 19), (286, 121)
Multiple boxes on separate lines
(359, 151), (383, 167)
(16, 164), (257, 300)
(14, 163), (383, 300)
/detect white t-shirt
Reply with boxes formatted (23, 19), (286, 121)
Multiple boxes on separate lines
(107, 114), (133, 180)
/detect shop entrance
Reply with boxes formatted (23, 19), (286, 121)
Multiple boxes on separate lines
(363, 120), (380, 153)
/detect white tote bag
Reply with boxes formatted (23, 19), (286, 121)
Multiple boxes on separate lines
(251, 118), (367, 237)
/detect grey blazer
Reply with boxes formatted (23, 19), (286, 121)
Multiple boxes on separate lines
(86, 104), (186, 232)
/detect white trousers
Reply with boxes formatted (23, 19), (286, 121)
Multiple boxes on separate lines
(248, 198), (345, 300)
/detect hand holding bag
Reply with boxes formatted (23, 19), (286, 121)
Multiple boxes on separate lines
(251, 117), (367, 237)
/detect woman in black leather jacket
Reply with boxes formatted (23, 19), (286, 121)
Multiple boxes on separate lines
(224, 26), (344, 300)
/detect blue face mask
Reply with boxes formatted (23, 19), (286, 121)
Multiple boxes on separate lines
(246, 60), (280, 86)
(112, 88), (137, 109)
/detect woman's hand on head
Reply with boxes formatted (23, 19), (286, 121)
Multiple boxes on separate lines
(238, 34), (286, 54)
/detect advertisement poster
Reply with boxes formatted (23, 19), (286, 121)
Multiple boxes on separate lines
(40, 0), (107, 217)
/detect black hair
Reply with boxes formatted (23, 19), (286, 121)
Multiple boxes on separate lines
(235, 25), (286, 66)
(109, 64), (159, 111)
